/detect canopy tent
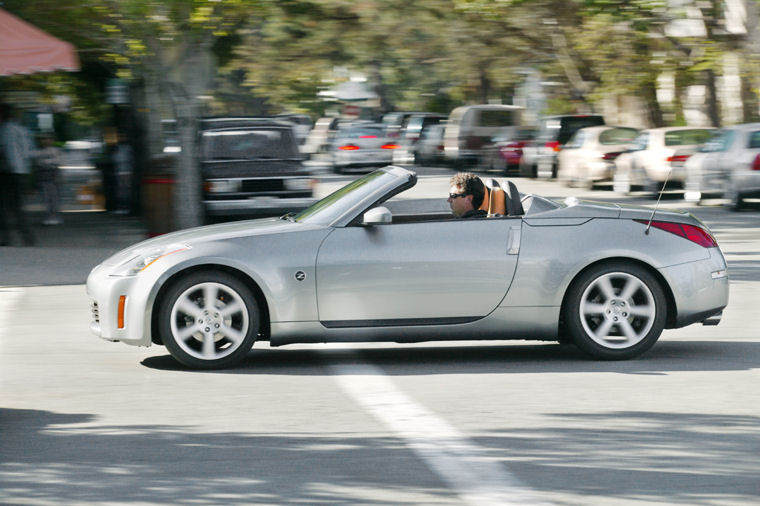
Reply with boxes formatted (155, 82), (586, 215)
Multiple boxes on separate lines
(0, 8), (79, 76)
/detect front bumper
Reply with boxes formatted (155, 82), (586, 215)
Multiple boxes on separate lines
(87, 264), (152, 347)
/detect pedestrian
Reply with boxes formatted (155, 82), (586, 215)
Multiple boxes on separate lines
(0, 103), (36, 246)
(35, 132), (64, 225)
(447, 172), (487, 219)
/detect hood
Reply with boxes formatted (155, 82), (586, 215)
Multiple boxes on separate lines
(100, 217), (320, 267)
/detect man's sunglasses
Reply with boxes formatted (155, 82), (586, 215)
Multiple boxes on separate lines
(449, 193), (468, 199)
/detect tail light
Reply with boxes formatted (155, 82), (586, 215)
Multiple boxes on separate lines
(752, 154), (760, 171)
(667, 154), (690, 163)
(545, 140), (561, 152)
(381, 143), (399, 150)
(359, 135), (377, 139)
(634, 219), (718, 248)
(339, 145), (360, 150)
(602, 152), (622, 161)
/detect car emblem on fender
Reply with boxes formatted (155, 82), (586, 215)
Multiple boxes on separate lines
(295, 271), (306, 281)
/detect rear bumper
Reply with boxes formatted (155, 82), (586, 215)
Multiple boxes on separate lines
(660, 248), (729, 328)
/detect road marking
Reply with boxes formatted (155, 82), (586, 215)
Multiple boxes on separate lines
(0, 288), (24, 345)
(330, 362), (550, 506)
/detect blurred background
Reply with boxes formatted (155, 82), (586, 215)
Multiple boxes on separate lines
(1, 0), (759, 232)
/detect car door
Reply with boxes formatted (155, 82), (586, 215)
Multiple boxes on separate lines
(315, 217), (521, 325)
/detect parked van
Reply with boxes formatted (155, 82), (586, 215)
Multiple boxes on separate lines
(443, 104), (523, 167)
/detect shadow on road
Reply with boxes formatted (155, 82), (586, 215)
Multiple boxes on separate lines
(2, 403), (758, 504)
(141, 339), (760, 376)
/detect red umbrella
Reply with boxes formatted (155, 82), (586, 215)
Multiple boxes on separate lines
(0, 7), (79, 76)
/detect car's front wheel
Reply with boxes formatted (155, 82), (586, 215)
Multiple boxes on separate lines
(158, 271), (259, 369)
(564, 263), (666, 360)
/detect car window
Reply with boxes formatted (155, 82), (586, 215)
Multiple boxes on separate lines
(599, 127), (638, 145)
(557, 116), (605, 144)
(478, 109), (518, 127)
(699, 130), (733, 152)
(748, 131), (760, 149)
(565, 130), (585, 149)
(664, 129), (713, 146)
(630, 132), (649, 150)
(201, 129), (297, 160)
(337, 126), (385, 139)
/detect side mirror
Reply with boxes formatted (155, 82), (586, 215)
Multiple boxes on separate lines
(362, 206), (392, 225)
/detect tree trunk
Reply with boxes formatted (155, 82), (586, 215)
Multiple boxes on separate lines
(704, 69), (721, 127)
(172, 94), (203, 230)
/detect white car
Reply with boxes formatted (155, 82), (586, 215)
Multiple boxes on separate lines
(613, 127), (714, 194)
(684, 123), (760, 209)
(557, 126), (639, 188)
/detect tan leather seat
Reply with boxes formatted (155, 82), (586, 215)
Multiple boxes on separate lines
(480, 185), (507, 216)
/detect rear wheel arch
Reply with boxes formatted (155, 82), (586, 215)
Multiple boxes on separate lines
(151, 264), (271, 346)
(559, 257), (677, 334)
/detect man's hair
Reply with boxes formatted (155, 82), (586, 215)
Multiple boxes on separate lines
(450, 172), (485, 209)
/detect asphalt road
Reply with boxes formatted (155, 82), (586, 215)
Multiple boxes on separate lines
(1, 168), (759, 505)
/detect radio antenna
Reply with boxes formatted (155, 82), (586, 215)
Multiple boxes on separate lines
(645, 168), (671, 235)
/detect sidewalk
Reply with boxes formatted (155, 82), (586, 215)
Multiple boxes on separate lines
(0, 210), (148, 287)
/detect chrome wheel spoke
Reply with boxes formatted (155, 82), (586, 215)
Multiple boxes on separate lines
(619, 278), (640, 301)
(176, 324), (201, 342)
(629, 304), (654, 318)
(597, 276), (616, 300)
(594, 319), (614, 339)
(582, 302), (606, 316)
(176, 298), (202, 319)
(220, 302), (242, 318)
(203, 284), (218, 310)
(201, 333), (216, 358)
(219, 324), (245, 344)
(618, 319), (639, 341)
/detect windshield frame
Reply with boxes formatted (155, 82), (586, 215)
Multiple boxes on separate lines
(294, 166), (416, 227)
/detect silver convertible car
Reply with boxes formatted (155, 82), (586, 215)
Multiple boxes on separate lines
(87, 166), (729, 369)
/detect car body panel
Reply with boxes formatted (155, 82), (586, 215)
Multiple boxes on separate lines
(614, 127), (714, 187)
(315, 218), (521, 322)
(87, 166), (729, 357)
(684, 123), (760, 203)
(557, 126), (639, 185)
(521, 115), (606, 178)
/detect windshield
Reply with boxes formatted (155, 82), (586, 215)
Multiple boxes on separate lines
(201, 129), (298, 160)
(294, 170), (397, 225)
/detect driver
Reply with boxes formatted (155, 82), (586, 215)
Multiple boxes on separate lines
(448, 172), (487, 219)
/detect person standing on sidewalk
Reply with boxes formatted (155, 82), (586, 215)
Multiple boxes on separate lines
(35, 132), (64, 225)
(0, 103), (36, 246)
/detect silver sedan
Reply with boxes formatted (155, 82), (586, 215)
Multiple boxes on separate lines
(87, 166), (729, 369)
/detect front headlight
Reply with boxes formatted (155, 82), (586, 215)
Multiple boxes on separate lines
(110, 244), (191, 277)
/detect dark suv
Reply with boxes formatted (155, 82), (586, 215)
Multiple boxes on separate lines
(199, 117), (316, 219)
(520, 114), (605, 178)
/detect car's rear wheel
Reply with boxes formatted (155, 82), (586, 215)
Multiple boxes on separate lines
(158, 271), (259, 369)
(564, 263), (666, 360)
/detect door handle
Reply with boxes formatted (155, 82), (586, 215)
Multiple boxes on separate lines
(507, 225), (521, 255)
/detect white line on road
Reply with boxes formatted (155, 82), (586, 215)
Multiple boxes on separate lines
(330, 362), (551, 506)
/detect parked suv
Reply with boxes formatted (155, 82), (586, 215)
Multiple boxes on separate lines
(520, 114), (605, 178)
(199, 117), (316, 219)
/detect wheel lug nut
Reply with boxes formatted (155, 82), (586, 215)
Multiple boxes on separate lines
(613, 317), (618, 321)
(205, 327), (210, 332)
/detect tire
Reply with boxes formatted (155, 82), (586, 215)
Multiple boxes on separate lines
(563, 262), (666, 360)
(158, 270), (260, 369)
